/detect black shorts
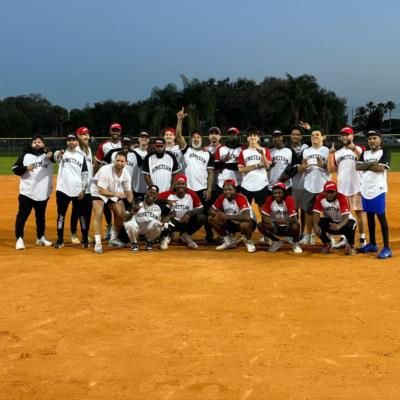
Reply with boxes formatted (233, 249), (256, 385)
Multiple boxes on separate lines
(301, 189), (318, 212)
(241, 186), (269, 206)
(273, 223), (289, 236)
(92, 196), (120, 205)
(225, 219), (257, 233)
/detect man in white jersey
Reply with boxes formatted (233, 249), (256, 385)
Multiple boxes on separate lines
(91, 151), (133, 254)
(298, 128), (330, 245)
(54, 133), (89, 249)
(313, 180), (357, 255)
(175, 107), (215, 242)
(158, 174), (205, 249)
(70, 126), (94, 247)
(105, 136), (136, 178)
(214, 127), (243, 193)
(238, 127), (271, 212)
(13, 134), (54, 250)
(356, 130), (391, 259)
(142, 138), (180, 192)
(131, 131), (150, 201)
(328, 126), (366, 248)
(164, 126), (183, 167)
(124, 186), (168, 252)
(258, 182), (302, 254)
(208, 179), (257, 253)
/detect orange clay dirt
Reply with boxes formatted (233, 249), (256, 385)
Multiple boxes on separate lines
(0, 174), (399, 400)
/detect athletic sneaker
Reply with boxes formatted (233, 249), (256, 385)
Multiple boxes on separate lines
(94, 244), (103, 254)
(359, 238), (366, 247)
(104, 224), (112, 240)
(71, 234), (81, 244)
(333, 236), (347, 249)
(377, 247), (392, 259)
(109, 239), (125, 248)
(145, 240), (153, 251)
(82, 241), (89, 249)
(131, 242), (139, 252)
(292, 243), (303, 254)
(36, 236), (52, 246)
(159, 236), (169, 250)
(268, 241), (283, 252)
(181, 233), (198, 249)
(54, 240), (64, 249)
(300, 234), (316, 245)
(216, 235), (236, 250)
(258, 236), (272, 246)
(284, 236), (294, 244)
(245, 240), (256, 253)
(16, 237), (25, 250)
(358, 243), (378, 253)
(320, 243), (332, 254)
(344, 244), (356, 256)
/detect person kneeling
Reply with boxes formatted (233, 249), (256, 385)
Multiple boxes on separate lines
(208, 179), (256, 253)
(258, 182), (302, 254)
(313, 180), (357, 255)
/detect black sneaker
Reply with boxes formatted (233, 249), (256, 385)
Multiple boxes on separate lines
(131, 242), (139, 252)
(82, 241), (89, 249)
(145, 240), (153, 251)
(54, 240), (64, 249)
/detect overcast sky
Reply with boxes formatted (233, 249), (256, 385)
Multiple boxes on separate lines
(1, 0), (399, 115)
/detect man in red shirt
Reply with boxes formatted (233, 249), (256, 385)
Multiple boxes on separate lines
(313, 180), (357, 255)
(258, 182), (302, 253)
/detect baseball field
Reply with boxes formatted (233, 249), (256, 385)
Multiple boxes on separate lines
(1, 165), (399, 399)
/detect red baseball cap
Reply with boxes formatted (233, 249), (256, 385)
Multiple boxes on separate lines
(324, 180), (338, 192)
(174, 173), (187, 183)
(76, 126), (90, 136)
(227, 127), (240, 135)
(341, 126), (354, 135)
(110, 122), (122, 130)
(164, 127), (176, 136)
(272, 182), (287, 191)
(223, 178), (237, 187)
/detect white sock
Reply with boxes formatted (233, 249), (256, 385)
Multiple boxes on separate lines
(95, 235), (101, 245)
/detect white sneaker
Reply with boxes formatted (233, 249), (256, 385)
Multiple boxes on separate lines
(300, 234), (315, 245)
(310, 233), (316, 245)
(216, 235), (236, 250)
(268, 241), (284, 252)
(70, 234), (81, 244)
(16, 237), (25, 250)
(94, 244), (103, 254)
(181, 233), (198, 249)
(284, 236), (294, 244)
(36, 236), (53, 247)
(245, 240), (256, 253)
(160, 236), (169, 250)
(292, 243), (303, 254)
(333, 236), (347, 249)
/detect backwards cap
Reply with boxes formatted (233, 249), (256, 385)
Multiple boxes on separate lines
(272, 182), (287, 191)
(324, 180), (338, 192)
(223, 178), (237, 187)
(174, 173), (187, 183)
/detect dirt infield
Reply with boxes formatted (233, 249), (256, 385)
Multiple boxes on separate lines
(1, 175), (399, 400)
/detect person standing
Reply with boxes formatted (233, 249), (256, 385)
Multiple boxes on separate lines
(356, 130), (392, 259)
(54, 133), (89, 249)
(131, 131), (150, 202)
(13, 134), (54, 250)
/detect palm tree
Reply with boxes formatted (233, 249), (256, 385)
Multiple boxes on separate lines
(353, 106), (368, 131)
(366, 101), (375, 114)
(386, 101), (396, 131)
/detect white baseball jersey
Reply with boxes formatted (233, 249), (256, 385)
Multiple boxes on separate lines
(142, 152), (180, 192)
(134, 202), (162, 224)
(358, 148), (390, 199)
(91, 164), (132, 203)
(131, 149), (148, 194)
(166, 144), (183, 167)
(212, 193), (256, 221)
(301, 146), (330, 193)
(77, 146), (93, 194)
(214, 145), (243, 188)
(291, 143), (309, 189)
(313, 192), (355, 222)
(56, 149), (86, 197)
(238, 147), (271, 191)
(206, 144), (221, 188)
(13, 151), (54, 201)
(159, 189), (203, 221)
(95, 140), (122, 163)
(182, 146), (214, 191)
(334, 146), (363, 196)
(268, 147), (298, 190)
(262, 195), (297, 226)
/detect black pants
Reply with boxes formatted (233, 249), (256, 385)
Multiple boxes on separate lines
(56, 191), (88, 243)
(196, 189), (215, 240)
(15, 194), (49, 239)
(319, 217), (356, 245)
(70, 193), (92, 236)
(170, 214), (206, 235)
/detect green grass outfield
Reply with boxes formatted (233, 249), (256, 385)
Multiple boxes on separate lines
(1, 153), (400, 175)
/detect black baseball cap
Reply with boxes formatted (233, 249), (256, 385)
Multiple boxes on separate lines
(66, 133), (78, 141)
(272, 130), (284, 136)
(366, 129), (382, 137)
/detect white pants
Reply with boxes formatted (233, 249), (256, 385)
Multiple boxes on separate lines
(124, 219), (161, 242)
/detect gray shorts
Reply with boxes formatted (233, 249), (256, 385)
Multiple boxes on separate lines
(301, 189), (318, 212)
(291, 188), (304, 209)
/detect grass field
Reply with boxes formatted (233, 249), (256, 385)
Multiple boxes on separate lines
(2, 152), (400, 175)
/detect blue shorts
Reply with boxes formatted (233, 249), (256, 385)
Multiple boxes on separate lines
(362, 193), (386, 215)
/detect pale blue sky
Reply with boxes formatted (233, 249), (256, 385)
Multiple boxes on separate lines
(1, 0), (399, 114)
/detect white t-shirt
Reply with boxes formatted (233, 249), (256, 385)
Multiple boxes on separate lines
(142, 152), (180, 192)
(268, 147), (297, 190)
(301, 146), (330, 193)
(56, 149), (86, 197)
(159, 189), (203, 221)
(358, 148), (390, 199)
(110, 150), (136, 180)
(237, 147), (271, 191)
(214, 145), (243, 188)
(15, 152), (54, 201)
(182, 146), (214, 191)
(334, 146), (362, 196)
(91, 164), (132, 203)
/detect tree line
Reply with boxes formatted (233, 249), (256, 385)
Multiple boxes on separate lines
(1, 73), (387, 138)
